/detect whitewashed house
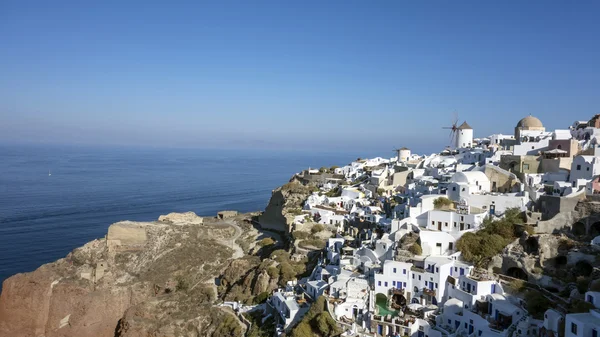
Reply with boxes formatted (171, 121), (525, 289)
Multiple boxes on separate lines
(570, 155), (600, 188)
(306, 280), (328, 299)
(269, 290), (306, 330)
(447, 171), (491, 201)
(564, 308), (600, 337)
(541, 309), (564, 337)
(374, 260), (412, 295)
(418, 230), (456, 256)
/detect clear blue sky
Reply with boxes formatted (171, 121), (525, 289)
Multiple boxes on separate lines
(1, 1), (599, 154)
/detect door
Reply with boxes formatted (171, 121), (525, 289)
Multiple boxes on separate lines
(467, 283), (471, 293)
(429, 283), (434, 290)
(438, 222), (441, 230)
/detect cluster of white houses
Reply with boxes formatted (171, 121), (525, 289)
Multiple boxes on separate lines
(263, 114), (600, 337)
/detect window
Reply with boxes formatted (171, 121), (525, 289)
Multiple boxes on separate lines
(462, 188), (465, 191)
(403, 269), (406, 274)
(452, 186), (456, 191)
(460, 216), (464, 221)
(436, 243), (442, 247)
(393, 281), (396, 286)
(445, 222), (448, 227)
(378, 281), (381, 286)
(404, 282), (407, 287)
(431, 221), (435, 226)
(577, 164), (581, 170)
(419, 275), (421, 280)
(435, 283), (438, 288)
(587, 167), (590, 171)
(436, 267), (439, 273)
(571, 323), (577, 334)
(412, 274), (415, 279)
(454, 222), (457, 227)
(448, 319), (451, 324)
(425, 281), (428, 286)
(393, 268), (397, 273)
(384, 282), (388, 287)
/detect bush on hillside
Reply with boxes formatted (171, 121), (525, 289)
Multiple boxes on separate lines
(433, 197), (453, 209)
(293, 231), (310, 240)
(290, 296), (341, 337)
(259, 237), (275, 247)
(524, 290), (551, 319)
(456, 208), (526, 267)
(408, 243), (422, 256)
(311, 224), (325, 234)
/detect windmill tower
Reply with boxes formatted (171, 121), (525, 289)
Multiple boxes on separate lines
(442, 113), (460, 149)
(393, 147), (411, 162)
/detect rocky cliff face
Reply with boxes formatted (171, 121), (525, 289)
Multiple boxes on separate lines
(0, 212), (249, 337)
(258, 180), (314, 233)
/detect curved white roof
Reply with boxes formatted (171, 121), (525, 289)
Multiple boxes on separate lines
(451, 171), (489, 185)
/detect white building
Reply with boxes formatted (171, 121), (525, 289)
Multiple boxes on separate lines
(564, 308), (600, 337)
(419, 230), (457, 256)
(570, 155), (600, 188)
(513, 115), (553, 156)
(374, 260), (413, 295)
(269, 290), (306, 330)
(585, 291), (600, 309)
(426, 209), (486, 233)
(447, 171), (491, 201)
(456, 121), (474, 149)
(306, 280), (328, 299)
(541, 309), (564, 337)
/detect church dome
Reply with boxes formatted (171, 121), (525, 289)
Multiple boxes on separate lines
(516, 115), (543, 129)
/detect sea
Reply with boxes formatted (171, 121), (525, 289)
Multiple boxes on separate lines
(0, 144), (364, 288)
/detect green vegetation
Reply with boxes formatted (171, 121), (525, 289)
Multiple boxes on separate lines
(212, 312), (244, 336)
(319, 167), (329, 173)
(569, 299), (595, 313)
(254, 291), (270, 304)
(288, 208), (303, 216)
(299, 238), (326, 250)
(176, 275), (189, 292)
(377, 187), (385, 195)
(433, 197), (453, 209)
(293, 231), (310, 240)
(270, 250), (310, 286)
(408, 243), (422, 256)
(456, 208), (524, 267)
(282, 181), (311, 194)
(330, 165), (339, 172)
(311, 224), (325, 234)
(259, 237), (275, 247)
(245, 310), (275, 337)
(290, 296), (341, 337)
(524, 290), (551, 319)
(325, 187), (341, 197)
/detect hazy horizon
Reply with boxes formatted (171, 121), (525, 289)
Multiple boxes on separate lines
(1, 1), (599, 152)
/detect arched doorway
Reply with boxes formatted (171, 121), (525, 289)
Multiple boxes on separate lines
(506, 267), (528, 281)
(590, 222), (600, 237)
(525, 237), (539, 254)
(572, 222), (586, 236)
(574, 261), (593, 277)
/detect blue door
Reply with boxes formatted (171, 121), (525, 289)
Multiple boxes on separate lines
(429, 282), (434, 290)
(469, 325), (474, 334)
(467, 283), (471, 293)
(460, 268), (465, 275)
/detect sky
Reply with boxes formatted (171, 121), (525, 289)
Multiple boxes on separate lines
(1, 1), (599, 154)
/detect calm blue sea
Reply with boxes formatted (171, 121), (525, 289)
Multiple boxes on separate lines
(0, 144), (362, 287)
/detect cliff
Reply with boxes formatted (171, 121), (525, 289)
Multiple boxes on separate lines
(258, 180), (315, 233)
(0, 212), (248, 337)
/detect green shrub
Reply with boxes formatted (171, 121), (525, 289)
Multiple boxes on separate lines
(254, 291), (270, 304)
(293, 231), (310, 240)
(299, 239), (326, 250)
(290, 296), (341, 337)
(267, 266), (279, 278)
(311, 224), (325, 234)
(259, 237), (275, 247)
(330, 165), (339, 172)
(176, 276), (189, 292)
(524, 290), (551, 319)
(408, 243), (422, 256)
(433, 197), (453, 209)
(288, 208), (303, 216)
(570, 299), (595, 313)
(319, 167), (328, 173)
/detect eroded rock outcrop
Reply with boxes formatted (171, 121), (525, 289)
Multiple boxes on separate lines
(258, 180), (314, 233)
(0, 214), (245, 337)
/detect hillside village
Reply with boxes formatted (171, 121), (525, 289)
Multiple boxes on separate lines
(254, 115), (600, 337)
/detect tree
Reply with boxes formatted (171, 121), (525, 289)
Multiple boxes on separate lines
(524, 290), (551, 319)
(319, 167), (328, 173)
(311, 224), (324, 234)
(433, 197), (453, 209)
(408, 243), (422, 256)
(259, 237), (275, 247)
(329, 165), (339, 172)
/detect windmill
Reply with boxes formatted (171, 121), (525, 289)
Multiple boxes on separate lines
(393, 148), (402, 162)
(442, 112), (460, 148)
